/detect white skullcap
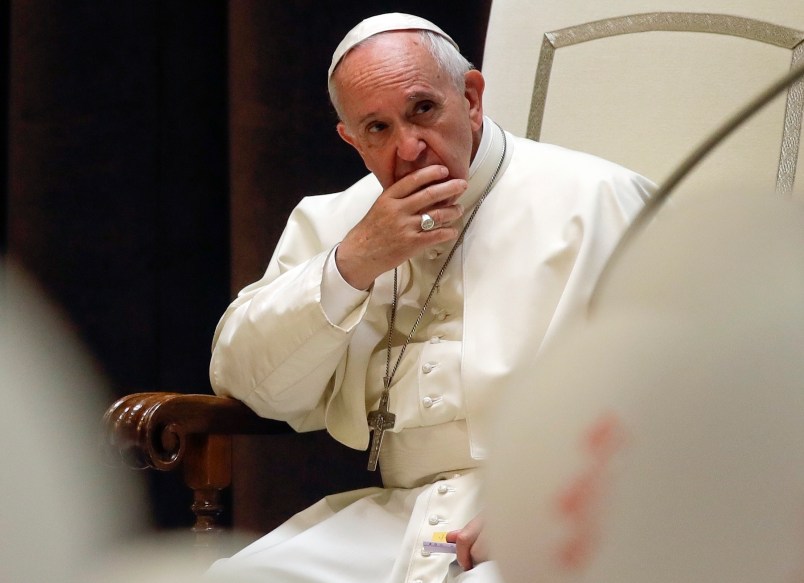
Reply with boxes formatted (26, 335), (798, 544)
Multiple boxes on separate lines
(328, 13), (459, 80)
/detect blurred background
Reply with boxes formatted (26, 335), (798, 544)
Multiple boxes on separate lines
(1, 0), (492, 530)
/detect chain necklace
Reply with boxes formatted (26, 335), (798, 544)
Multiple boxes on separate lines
(366, 124), (508, 470)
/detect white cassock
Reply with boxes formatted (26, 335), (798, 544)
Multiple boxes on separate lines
(207, 118), (654, 583)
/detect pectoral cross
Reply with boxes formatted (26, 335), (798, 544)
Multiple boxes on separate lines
(366, 388), (395, 471)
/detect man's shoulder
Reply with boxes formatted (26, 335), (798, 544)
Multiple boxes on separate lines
(502, 134), (656, 209)
(508, 134), (655, 193)
(511, 134), (641, 177)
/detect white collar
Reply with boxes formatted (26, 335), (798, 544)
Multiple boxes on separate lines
(460, 117), (509, 211)
(468, 116), (492, 178)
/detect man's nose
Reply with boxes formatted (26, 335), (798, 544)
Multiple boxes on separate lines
(395, 124), (426, 162)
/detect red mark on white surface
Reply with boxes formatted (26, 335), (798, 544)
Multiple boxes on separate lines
(554, 412), (628, 572)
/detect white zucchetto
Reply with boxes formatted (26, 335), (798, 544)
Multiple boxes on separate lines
(328, 12), (459, 80)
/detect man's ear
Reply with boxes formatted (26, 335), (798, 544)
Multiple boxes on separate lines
(337, 122), (362, 155)
(464, 69), (485, 132)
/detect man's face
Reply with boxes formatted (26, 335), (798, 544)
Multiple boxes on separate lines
(334, 32), (484, 190)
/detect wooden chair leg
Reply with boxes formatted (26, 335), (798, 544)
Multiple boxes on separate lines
(183, 433), (232, 559)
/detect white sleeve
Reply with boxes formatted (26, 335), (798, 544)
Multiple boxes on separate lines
(320, 246), (370, 325)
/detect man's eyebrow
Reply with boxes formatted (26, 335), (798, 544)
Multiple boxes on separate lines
(407, 91), (437, 102)
(356, 112), (380, 128)
(353, 91), (442, 127)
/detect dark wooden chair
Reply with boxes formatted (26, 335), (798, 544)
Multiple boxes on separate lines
(103, 392), (381, 557)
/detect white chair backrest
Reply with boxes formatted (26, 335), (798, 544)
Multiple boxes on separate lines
(482, 1), (804, 200)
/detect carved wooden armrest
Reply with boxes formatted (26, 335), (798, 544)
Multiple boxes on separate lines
(103, 392), (287, 549)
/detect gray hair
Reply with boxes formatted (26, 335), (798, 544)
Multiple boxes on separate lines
(328, 30), (474, 121)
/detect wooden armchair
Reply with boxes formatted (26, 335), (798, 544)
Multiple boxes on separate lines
(103, 392), (380, 555)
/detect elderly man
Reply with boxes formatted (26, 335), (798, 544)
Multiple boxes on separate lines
(208, 12), (654, 583)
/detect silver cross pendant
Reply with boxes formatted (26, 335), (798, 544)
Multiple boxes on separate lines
(366, 390), (395, 471)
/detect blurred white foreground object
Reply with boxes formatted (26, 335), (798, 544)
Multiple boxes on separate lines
(1, 265), (233, 582)
(0, 264), (143, 582)
(486, 186), (804, 582)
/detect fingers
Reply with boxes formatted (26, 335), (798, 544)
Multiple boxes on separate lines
(418, 203), (464, 232)
(445, 515), (488, 572)
(385, 166), (468, 212)
(384, 165), (450, 199)
(414, 179), (467, 213)
(446, 529), (474, 571)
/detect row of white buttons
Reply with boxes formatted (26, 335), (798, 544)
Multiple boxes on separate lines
(420, 480), (457, 561)
(410, 477), (463, 581)
(422, 352), (442, 411)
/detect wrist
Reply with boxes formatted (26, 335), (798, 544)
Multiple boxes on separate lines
(334, 244), (375, 291)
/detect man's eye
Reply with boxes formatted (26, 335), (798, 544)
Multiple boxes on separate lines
(415, 102), (434, 115)
(367, 122), (387, 134)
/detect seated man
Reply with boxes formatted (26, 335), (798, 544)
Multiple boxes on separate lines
(207, 12), (654, 583)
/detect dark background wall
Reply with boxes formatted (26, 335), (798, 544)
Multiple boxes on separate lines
(3, 0), (491, 530)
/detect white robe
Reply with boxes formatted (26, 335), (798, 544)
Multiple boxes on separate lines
(208, 119), (654, 582)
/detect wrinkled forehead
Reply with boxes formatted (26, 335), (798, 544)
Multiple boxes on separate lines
(332, 34), (443, 121)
